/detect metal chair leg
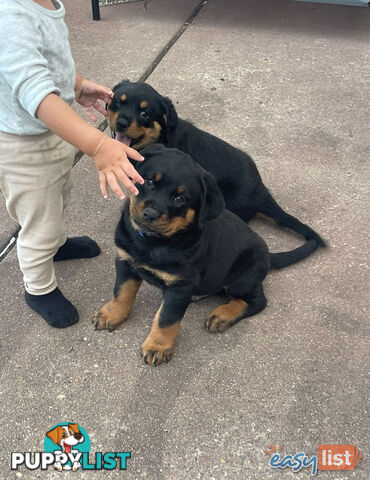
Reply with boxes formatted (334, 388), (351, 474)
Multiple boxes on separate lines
(91, 0), (100, 21)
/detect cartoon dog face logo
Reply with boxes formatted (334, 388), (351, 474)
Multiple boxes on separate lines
(46, 423), (84, 453)
(46, 423), (84, 470)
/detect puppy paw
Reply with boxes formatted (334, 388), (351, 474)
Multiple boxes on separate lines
(205, 300), (247, 333)
(141, 317), (180, 366)
(141, 343), (173, 366)
(93, 302), (126, 332)
(93, 309), (113, 331)
(204, 315), (233, 333)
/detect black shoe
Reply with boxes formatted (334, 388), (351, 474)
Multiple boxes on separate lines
(54, 236), (101, 261)
(25, 288), (79, 328)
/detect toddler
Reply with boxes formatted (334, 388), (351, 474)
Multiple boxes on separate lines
(0, 0), (144, 328)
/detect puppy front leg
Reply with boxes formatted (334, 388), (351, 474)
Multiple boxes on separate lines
(94, 256), (142, 331)
(141, 287), (192, 366)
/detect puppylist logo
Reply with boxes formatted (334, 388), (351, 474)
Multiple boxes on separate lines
(11, 422), (131, 472)
(264, 444), (362, 476)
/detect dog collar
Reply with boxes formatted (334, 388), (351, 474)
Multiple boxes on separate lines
(138, 230), (165, 239)
(138, 230), (156, 238)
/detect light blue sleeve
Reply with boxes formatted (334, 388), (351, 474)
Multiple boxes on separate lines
(0, 5), (60, 118)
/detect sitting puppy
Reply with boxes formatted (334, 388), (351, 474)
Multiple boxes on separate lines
(106, 80), (325, 268)
(94, 145), (294, 366)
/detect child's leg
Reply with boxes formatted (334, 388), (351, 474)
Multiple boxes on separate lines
(53, 152), (100, 262)
(0, 130), (95, 327)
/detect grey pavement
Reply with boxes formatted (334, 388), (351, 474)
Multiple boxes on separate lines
(0, 0), (369, 478)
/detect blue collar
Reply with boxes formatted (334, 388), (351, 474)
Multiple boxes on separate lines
(138, 230), (158, 238)
(138, 229), (168, 240)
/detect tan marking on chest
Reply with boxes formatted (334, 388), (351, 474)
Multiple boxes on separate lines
(117, 247), (134, 262)
(140, 265), (181, 285)
(118, 247), (180, 286)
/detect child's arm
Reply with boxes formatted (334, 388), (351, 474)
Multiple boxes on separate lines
(0, 5), (143, 200)
(36, 93), (144, 199)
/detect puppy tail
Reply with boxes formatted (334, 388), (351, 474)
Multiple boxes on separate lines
(270, 238), (325, 269)
(257, 190), (326, 268)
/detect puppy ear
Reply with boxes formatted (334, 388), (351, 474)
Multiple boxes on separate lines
(130, 144), (156, 173)
(159, 96), (178, 141)
(68, 423), (79, 433)
(111, 79), (130, 93)
(46, 426), (63, 446)
(198, 172), (225, 227)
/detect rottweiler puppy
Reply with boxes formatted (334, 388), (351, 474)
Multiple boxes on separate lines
(106, 80), (325, 268)
(94, 144), (292, 366)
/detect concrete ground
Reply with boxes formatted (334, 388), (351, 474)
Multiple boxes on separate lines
(0, 0), (369, 478)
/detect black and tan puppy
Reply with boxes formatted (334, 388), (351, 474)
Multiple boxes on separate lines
(94, 145), (297, 366)
(107, 80), (325, 268)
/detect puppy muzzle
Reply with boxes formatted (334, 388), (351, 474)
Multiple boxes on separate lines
(142, 206), (161, 223)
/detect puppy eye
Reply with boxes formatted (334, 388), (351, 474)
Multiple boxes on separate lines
(140, 111), (149, 120)
(174, 195), (185, 206)
(62, 432), (67, 437)
(145, 178), (154, 188)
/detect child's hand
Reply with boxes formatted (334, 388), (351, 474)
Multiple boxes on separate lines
(93, 135), (144, 200)
(36, 92), (144, 200)
(75, 78), (113, 122)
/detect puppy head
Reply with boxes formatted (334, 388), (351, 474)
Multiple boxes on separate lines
(46, 424), (84, 448)
(107, 80), (178, 150)
(129, 144), (224, 237)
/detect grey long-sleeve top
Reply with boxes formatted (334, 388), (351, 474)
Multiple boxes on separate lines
(0, 0), (75, 135)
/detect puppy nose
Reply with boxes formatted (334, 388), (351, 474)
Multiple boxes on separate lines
(116, 117), (129, 131)
(142, 206), (160, 222)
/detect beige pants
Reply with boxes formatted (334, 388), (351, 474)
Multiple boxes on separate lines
(0, 130), (75, 295)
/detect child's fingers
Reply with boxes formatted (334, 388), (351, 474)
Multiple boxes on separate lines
(122, 144), (145, 162)
(106, 171), (126, 200)
(85, 106), (97, 123)
(93, 101), (107, 117)
(99, 172), (109, 199)
(102, 85), (113, 95)
(98, 85), (114, 101)
(115, 169), (139, 196)
(100, 92), (114, 104)
(121, 161), (144, 185)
